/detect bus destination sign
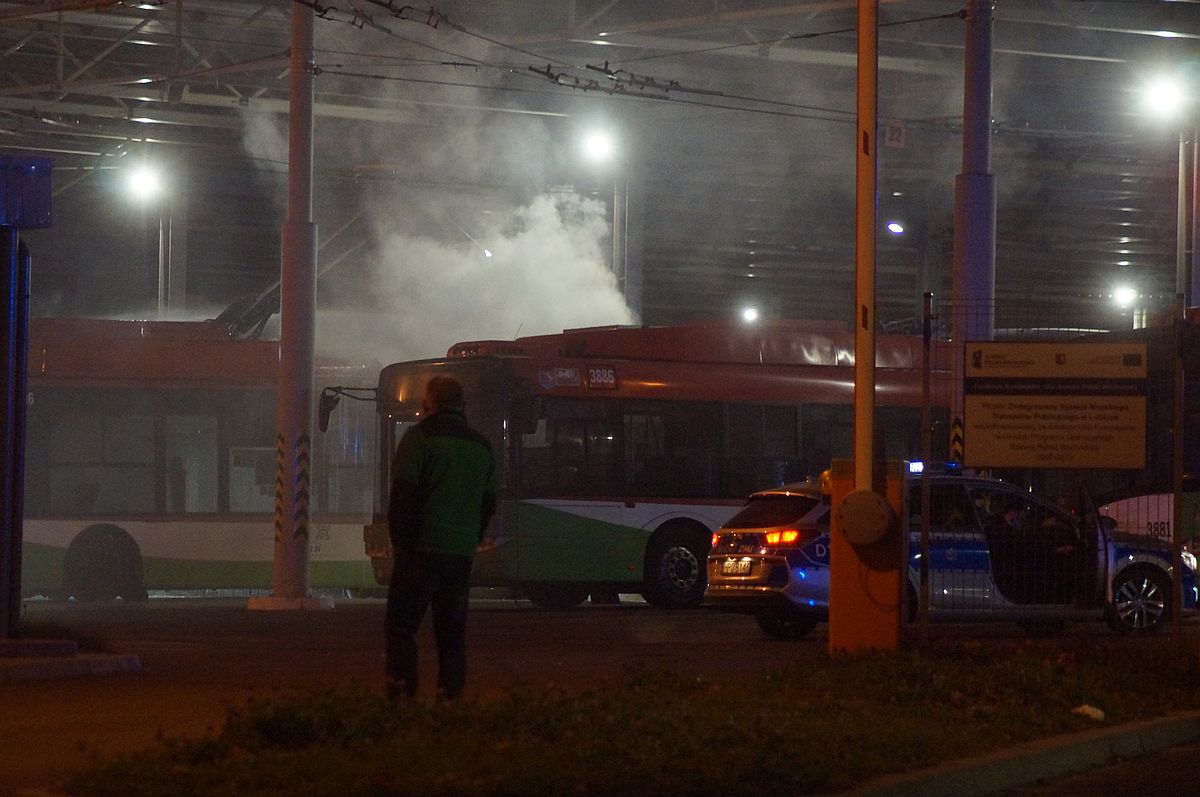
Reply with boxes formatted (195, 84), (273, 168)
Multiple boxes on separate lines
(962, 341), (1147, 469)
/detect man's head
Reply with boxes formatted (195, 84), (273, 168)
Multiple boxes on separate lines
(423, 374), (465, 415)
(1002, 502), (1025, 525)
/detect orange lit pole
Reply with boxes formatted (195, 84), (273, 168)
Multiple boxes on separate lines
(249, 3), (328, 610)
(854, 0), (877, 491)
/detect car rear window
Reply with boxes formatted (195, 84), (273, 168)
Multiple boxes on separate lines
(724, 494), (822, 528)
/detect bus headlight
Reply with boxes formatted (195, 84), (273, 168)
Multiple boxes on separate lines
(1182, 551), (1197, 572)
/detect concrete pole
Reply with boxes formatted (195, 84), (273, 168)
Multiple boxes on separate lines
(612, 174), (626, 297)
(853, 0), (878, 491)
(623, 176), (644, 323)
(167, 159), (188, 314)
(1177, 132), (1189, 301)
(156, 209), (166, 319)
(953, 0), (996, 342)
(1192, 134), (1199, 308)
(248, 3), (329, 611)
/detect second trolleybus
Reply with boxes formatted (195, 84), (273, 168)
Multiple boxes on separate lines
(352, 320), (952, 609)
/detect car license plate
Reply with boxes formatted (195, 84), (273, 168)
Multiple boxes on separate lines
(721, 559), (752, 575)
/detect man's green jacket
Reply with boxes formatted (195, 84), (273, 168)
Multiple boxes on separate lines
(388, 409), (498, 558)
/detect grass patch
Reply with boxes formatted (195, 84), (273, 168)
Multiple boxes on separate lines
(68, 637), (1200, 796)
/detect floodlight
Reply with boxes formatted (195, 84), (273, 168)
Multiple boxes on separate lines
(1142, 76), (1187, 120)
(1113, 286), (1138, 308)
(582, 130), (616, 163)
(127, 165), (162, 199)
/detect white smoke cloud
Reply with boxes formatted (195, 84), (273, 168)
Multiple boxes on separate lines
(316, 191), (633, 365)
(240, 110), (288, 166)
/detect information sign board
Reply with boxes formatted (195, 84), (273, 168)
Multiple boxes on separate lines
(963, 342), (1147, 469)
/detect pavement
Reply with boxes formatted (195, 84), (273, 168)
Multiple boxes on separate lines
(0, 638), (141, 684)
(4, 601), (1200, 797)
(848, 711), (1200, 796)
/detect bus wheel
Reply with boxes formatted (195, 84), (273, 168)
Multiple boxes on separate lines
(641, 521), (710, 609)
(1107, 566), (1170, 634)
(524, 583), (590, 610)
(62, 524), (147, 602)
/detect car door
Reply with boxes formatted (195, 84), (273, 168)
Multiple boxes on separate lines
(1076, 486), (1110, 607)
(970, 485), (1080, 607)
(909, 481), (993, 615)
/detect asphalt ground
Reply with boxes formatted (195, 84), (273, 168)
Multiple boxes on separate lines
(3, 598), (1200, 796)
(3, 597), (822, 794)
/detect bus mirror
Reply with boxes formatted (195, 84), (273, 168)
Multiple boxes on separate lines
(318, 389), (341, 433)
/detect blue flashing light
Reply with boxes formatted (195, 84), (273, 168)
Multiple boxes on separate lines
(793, 569), (807, 580)
(807, 599), (816, 606)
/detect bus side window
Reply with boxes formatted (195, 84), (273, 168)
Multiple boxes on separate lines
(625, 402), (719, 498)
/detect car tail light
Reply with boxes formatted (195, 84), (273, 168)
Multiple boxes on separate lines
(711, 533), (720, 548)
(764, 529), (801, 546)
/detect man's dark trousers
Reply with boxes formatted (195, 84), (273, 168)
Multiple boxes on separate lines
(385, 549), (473, 699)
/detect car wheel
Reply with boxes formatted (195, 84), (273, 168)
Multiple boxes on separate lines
(755, 612), (819, 640)
(1108, 567), (1170, 634)
(524, 584), (590, 610)
(641, 522), (709, 609)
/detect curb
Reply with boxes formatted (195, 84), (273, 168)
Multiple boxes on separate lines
(0, 653), (142, 683)
(844, 711), (1200, 796)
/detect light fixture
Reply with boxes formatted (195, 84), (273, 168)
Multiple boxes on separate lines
(741, 306), (759, 323)
(1113, 286), (1138, 308)
(581, 130), (616, 163)
(127, 165), (162, 199)
(1142, 75), (1187, 120)
(886, 221), (905, 235)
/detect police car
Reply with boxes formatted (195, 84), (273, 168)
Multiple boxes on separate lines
(704, 466), (1198, 639)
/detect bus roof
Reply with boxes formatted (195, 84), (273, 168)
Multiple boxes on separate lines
(29, 317), (375, 388)
(446, 319), (931, 369)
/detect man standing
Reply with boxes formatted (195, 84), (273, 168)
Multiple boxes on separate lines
(386, 374), (497, 702)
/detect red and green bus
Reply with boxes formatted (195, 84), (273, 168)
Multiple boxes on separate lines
(21, 317), (377, 599)
(358, 320), (952, 608)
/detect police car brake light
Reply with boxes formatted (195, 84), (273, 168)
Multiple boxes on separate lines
(765, 529), (801, 546)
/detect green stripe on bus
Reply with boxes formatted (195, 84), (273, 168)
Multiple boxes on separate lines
(20, 542), (375, 594)
(511, 502), (648, 584)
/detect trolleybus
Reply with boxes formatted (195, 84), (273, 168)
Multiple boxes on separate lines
(356, 320), (952, 609)
(21, 317), (376, 599)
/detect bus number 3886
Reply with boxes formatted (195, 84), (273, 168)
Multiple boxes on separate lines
(587, 367), (617, 388)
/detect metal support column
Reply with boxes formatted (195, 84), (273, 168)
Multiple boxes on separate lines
(248, 4), (329, 611)
(953, 0), (996, 343)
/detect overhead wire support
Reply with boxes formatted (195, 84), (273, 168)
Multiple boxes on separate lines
(608, 8), (968, 66)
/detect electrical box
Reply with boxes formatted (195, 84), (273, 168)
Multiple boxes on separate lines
(828, 459), (908, 653)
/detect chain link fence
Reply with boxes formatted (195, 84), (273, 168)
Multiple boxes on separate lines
(905, 295), (1193, 637)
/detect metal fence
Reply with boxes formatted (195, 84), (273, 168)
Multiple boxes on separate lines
(905, 295), (1190, 638)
